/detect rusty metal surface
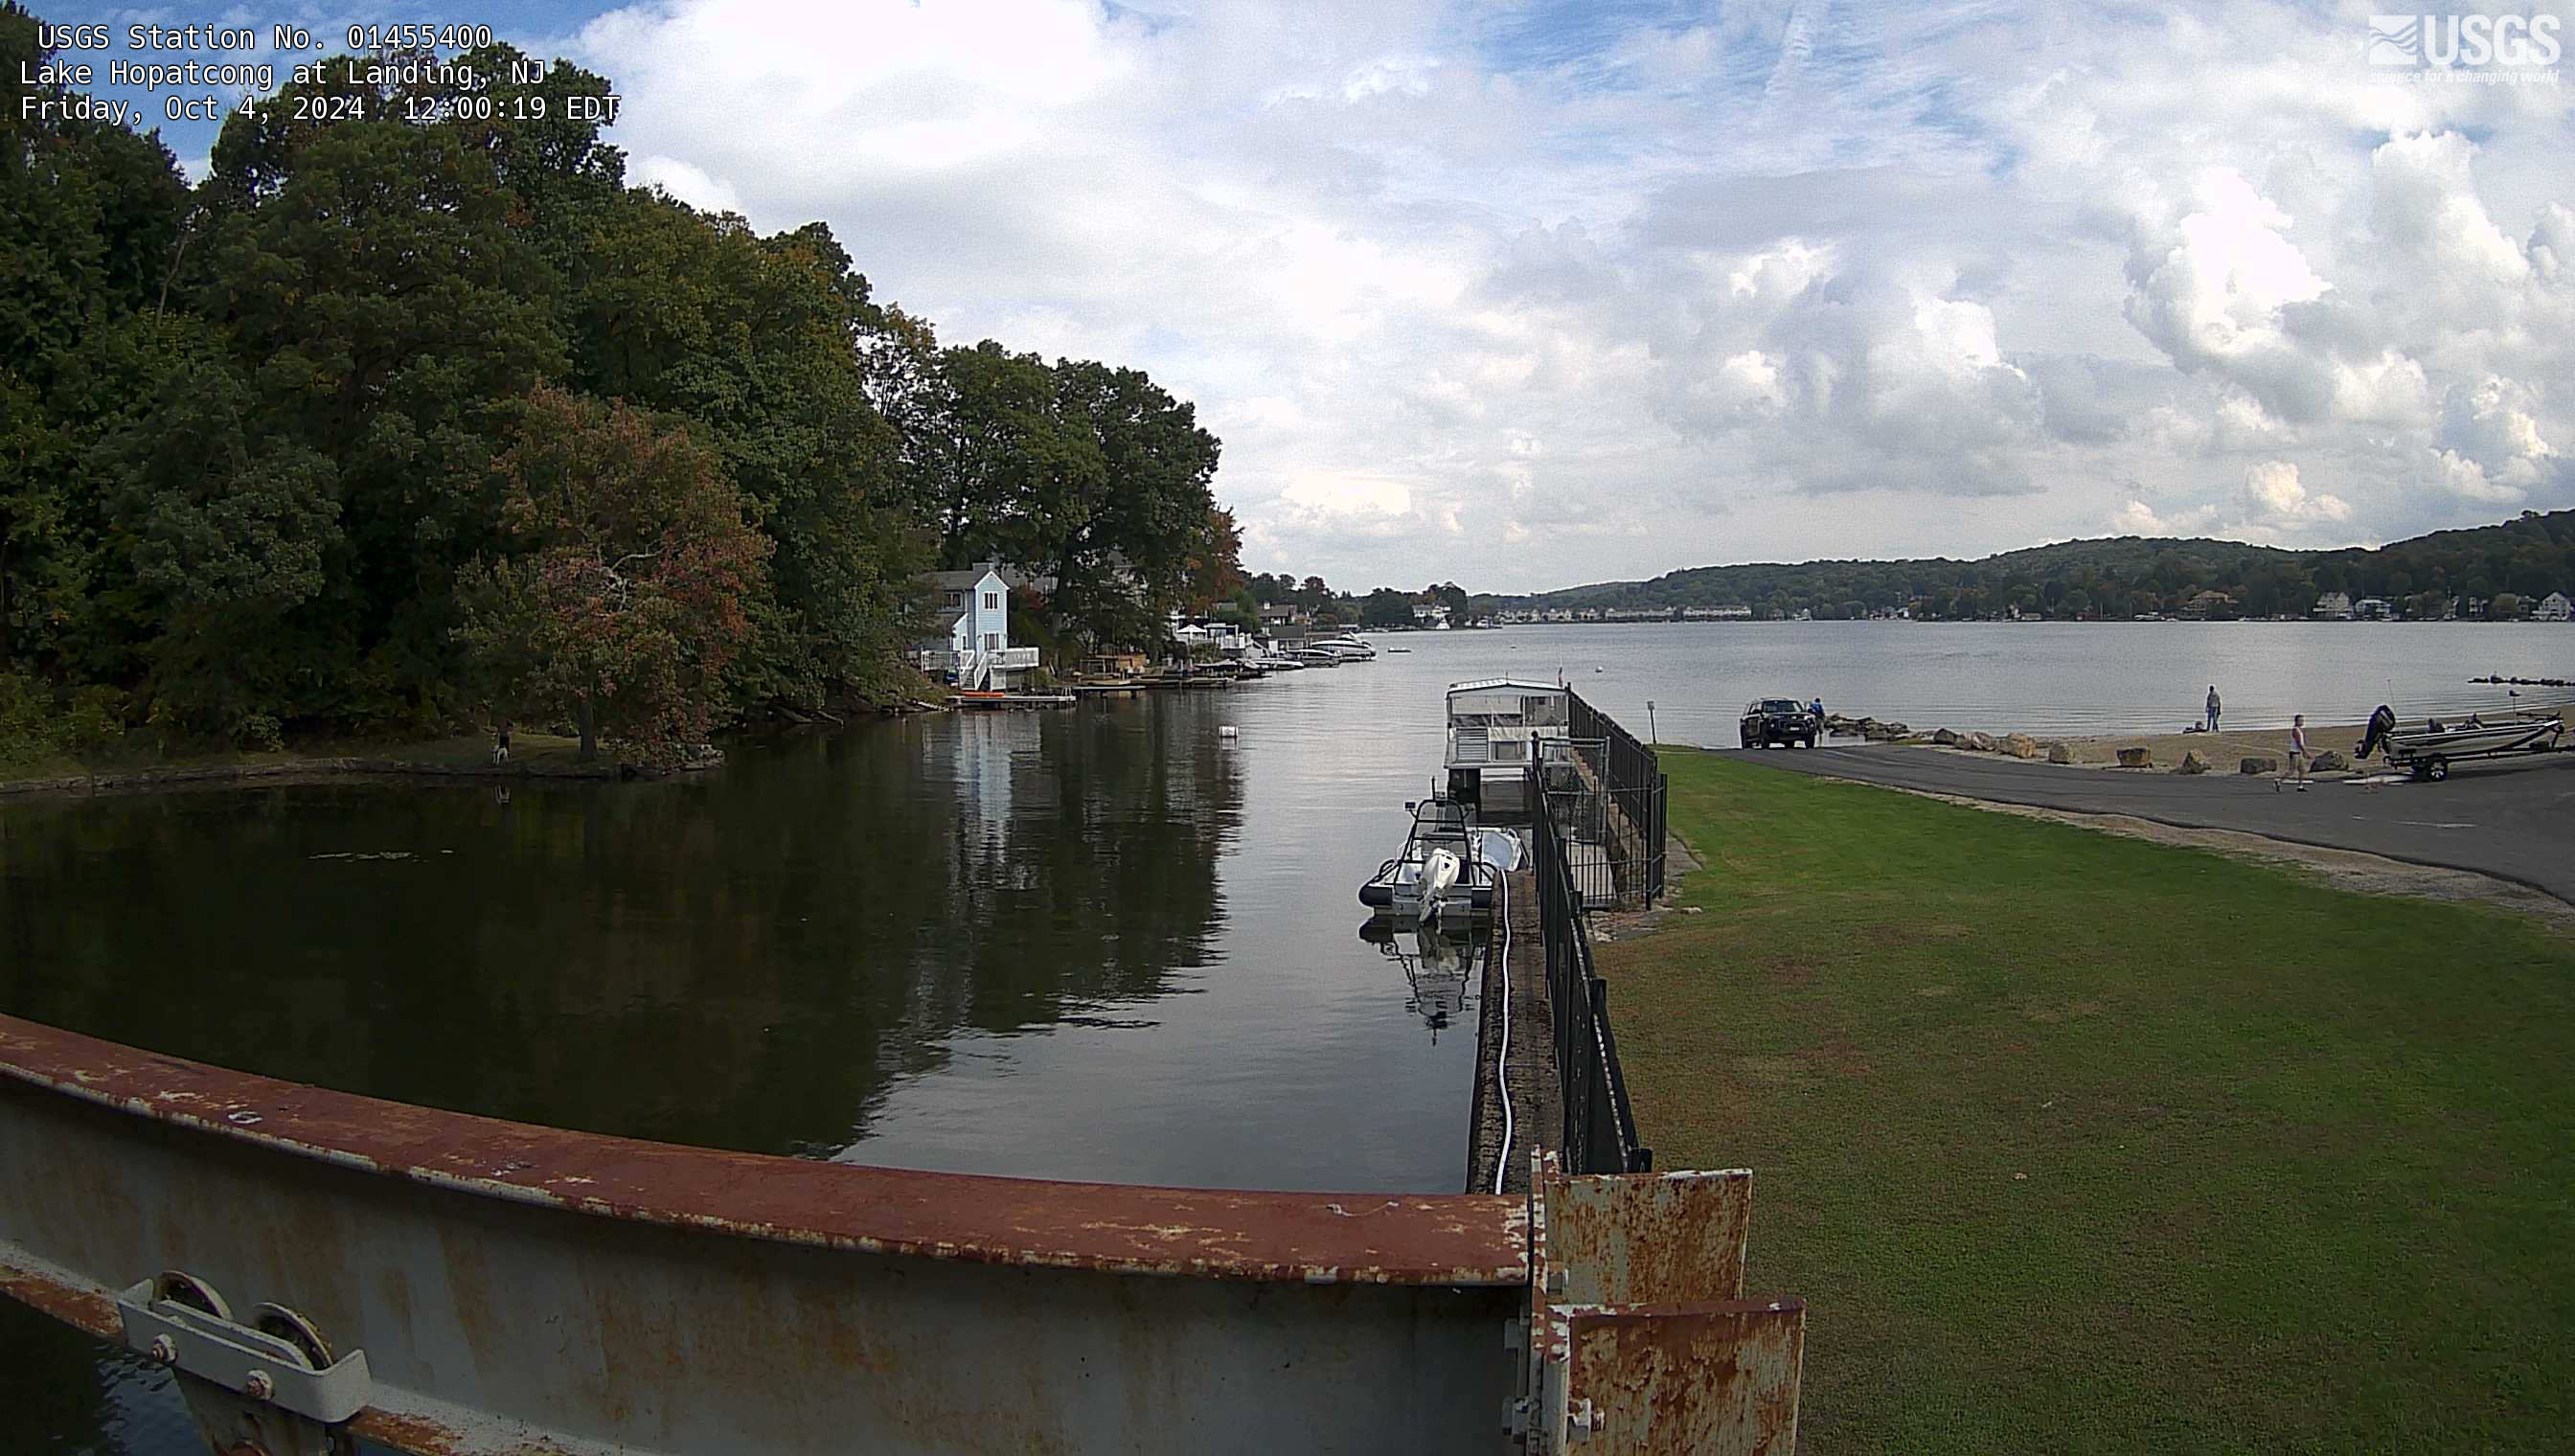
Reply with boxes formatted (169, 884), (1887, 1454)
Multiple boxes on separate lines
(1540, 1167), (1751, 1307)
(0, 1012), (1531, 1454)
(1566, 1298), (1805, 1452)
(1518, 1155), (1802, 1455)
(0, 1014), (1524, 1287)
(0, 1259), (120, 1338)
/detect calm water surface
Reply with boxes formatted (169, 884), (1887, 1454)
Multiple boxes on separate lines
(4, 621), (2567, 1450)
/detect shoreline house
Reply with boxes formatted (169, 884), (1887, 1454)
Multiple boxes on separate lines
(917, 563), (1041, 690)
(2539, 591), (2573, 622)
(2178, 588), (2236, 621)
(2313, 590), (2355, 620)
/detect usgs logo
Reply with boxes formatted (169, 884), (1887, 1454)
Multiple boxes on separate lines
(2368, 13), (2564, 69)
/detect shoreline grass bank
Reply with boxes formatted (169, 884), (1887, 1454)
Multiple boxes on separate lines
(0, 732), (619, 796)
(1606, 749), (2574, 1453)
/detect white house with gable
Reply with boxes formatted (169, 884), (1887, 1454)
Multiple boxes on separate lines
(918, 563), (1040, 689)
(2538, 591), (2573, 622)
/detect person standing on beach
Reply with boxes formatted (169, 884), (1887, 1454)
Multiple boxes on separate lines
(2281, 713), (2310, 792)
(2206, 686), (2221, 733)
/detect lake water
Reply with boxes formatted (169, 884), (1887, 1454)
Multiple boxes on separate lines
(3, 620), (2568, 1451)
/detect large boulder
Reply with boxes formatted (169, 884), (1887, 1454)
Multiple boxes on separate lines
(1931, 728), (1961, 746)
(1964, 731), (1997, 752)
(1879, 721), (1910, 739)
(2115, 746), (2153, 768)
(2046, 741), (2074, 764)
(2312, 749), (2349, 772)
(2004, 733), (2040, 760)
(2240, 755), (2280, 775)
(2178, 750), (2210, 774)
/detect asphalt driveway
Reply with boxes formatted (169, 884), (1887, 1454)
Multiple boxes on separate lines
(1721, 743), (2575, 906)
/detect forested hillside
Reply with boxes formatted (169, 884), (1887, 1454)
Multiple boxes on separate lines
(1, 6), (1229, 762)
(1487, 510), (2575, 622)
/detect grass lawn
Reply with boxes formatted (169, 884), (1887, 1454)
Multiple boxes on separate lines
(1604, 750), (2575, 1454)
(0, 731), (597, 786)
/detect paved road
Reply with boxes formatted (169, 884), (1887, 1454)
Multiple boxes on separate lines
(1724, 743), (2575, 906)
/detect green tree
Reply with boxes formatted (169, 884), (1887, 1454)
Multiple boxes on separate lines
(182, 113), (568, 724)
(455, 390), (768, 762)
(0, 4), (188, 672)
(569, 194), (923, 709)
(1360, 587), (1415, 628)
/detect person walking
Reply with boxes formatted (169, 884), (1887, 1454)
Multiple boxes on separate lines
(2205, 685), (2221, 734)
(2279, 713), (2310, 792)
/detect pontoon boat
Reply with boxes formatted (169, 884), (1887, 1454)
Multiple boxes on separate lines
(1443, 678), (1572, 806)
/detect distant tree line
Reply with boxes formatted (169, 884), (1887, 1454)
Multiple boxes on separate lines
(1478, 511), (2575, 623)
(1221, 574), (1476, 631)
(0, 5), (1228, 763)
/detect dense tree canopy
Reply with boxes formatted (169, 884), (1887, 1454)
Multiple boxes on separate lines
(0, 5), (1233, 761)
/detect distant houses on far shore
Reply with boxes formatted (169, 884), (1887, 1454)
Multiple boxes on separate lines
(1469, 589), (2569, 626)
(1486, 603), (1880, 625)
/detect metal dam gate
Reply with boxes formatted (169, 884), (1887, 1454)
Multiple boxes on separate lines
(0, 1011), (1802, 1453)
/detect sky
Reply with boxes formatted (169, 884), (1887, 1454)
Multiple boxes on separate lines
(45, 1), (2575, 592)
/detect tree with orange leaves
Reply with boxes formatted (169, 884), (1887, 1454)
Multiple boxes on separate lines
(455, 388), (769, 763)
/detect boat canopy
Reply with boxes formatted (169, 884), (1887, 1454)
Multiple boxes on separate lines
(1446, 679), (1571, 770)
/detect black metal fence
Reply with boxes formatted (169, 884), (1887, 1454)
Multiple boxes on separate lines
(1554, 690), (1669, 909)
(1528, 778), (1652, 1175)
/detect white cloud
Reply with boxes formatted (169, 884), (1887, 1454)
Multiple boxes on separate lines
(2110, 499), (2165, 535)
(559, 0), (2575, 590)
(2243, 459), (2352, 526)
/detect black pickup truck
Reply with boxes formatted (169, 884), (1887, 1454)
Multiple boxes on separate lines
(1740, 697), (1819, 749)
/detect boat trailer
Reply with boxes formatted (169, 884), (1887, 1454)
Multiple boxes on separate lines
(2361, 708), (2567, 782)
(0, 1013), (1801, 1454)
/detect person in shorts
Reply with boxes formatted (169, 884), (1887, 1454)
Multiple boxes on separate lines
(2282, 714), (2310, 791)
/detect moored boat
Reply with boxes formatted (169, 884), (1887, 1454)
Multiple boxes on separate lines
(1357, 796), (1522, 922)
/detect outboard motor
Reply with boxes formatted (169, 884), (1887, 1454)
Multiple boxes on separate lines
(2357, 704), (2397, 760)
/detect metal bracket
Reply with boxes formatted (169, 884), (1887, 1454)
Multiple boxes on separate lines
(1519, 1155), (1804, 1454)
(115, 1273), (369, 1456)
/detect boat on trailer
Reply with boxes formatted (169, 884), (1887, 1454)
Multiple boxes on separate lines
(2358, 705), (2567, 781)
(1358, 795), (1522, 923)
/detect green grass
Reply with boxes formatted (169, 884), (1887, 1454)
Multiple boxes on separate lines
(1605, 750), (2575, 1454)
(0, 731), (597, 786)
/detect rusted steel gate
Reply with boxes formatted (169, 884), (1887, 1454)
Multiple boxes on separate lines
(0, 1013), (1800, 1453)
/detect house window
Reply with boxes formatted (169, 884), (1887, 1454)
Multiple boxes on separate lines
(983, 592), (999, 609)
(983, 633), (1000, 650)
(945, 590), (962, 606)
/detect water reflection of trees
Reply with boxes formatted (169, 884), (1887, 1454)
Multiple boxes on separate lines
(0, 706), (1241, 1159)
